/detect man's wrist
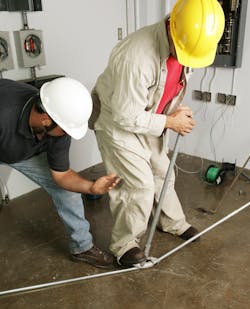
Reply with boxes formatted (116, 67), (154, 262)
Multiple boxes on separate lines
(165, 115), (171, 129)
(88, 181), (96, 194)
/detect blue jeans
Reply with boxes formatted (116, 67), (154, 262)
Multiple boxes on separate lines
(0, 153), (93, 254)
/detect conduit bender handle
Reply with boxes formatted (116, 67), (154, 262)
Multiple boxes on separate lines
(144, 133), (182, 257)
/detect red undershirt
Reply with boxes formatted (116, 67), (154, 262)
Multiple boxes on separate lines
(156, 56), (183, 114)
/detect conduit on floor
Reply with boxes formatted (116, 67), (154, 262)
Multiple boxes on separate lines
(0, 201), (249, 297)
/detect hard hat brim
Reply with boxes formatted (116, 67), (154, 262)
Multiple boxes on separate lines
(64, 122), (88, 140)
(176, 46), (217, 68)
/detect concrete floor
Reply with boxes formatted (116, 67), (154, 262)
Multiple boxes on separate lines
(0, 154), (249, 309)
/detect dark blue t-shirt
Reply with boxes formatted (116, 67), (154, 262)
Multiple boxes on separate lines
(0, 79), (71, 171)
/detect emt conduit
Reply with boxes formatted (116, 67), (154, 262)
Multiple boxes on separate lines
(145, 133), (182, 258)
(0, 200), (249, 297)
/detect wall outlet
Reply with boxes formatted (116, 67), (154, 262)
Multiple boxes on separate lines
(217, 93), (236, 105)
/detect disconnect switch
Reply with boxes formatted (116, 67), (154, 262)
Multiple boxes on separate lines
(14, 29), (46, 68)
(0, 31), (14, 71)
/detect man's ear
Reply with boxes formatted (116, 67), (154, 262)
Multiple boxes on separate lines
(40, 113), (52, 127)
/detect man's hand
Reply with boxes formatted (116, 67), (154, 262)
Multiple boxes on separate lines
(51, 169), (120, 195)
(165, 106), (195, 135)
(90, 173), (120, 195)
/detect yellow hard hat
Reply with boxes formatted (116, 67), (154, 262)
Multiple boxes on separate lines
(170, 0), (225, 68)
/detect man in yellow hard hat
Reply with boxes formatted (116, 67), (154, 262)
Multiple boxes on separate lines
(0, 77), (120, 268)
(89, 0), (225, 267)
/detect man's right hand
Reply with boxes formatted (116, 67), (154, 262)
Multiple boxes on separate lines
(165, 106), (195, 136)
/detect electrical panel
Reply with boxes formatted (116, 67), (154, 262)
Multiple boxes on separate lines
(14, 29), (46, 68)
(0, 31), (14, 71)
(0, 0), (42, 11)
(213, 0), (248, 68)
(0, 0), (7, 10)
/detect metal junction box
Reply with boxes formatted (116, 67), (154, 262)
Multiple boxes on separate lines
(0, 31), (14, 71)
(14, 29), (46, 68)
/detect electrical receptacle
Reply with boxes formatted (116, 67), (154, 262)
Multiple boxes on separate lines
(217, 93), (236, 105)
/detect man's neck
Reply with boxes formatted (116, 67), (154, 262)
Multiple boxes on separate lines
(166, 20), (177, 59)
(29, 105), (46, 140)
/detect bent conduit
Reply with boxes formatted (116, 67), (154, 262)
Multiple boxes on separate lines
(0, 201), (249, 297)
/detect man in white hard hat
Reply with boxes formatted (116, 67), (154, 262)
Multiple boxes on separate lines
(90, 0), (225, 267)
(0, 77), (120, 268)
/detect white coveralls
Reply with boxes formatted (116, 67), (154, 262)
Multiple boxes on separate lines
(90, 16), (193, 258)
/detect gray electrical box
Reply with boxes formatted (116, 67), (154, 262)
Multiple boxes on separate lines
(14, 29), (46, 68)
(0, 31), (14, 71)
(0, 0), (7, 11)
(213, 0), (248, 68)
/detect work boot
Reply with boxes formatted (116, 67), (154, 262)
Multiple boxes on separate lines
(119, 247), (146, 267)
(179, 226), (200, 242)
(71, 245), (114, 269)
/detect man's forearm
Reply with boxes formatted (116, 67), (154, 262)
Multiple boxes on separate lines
(51, 169), (94, 194)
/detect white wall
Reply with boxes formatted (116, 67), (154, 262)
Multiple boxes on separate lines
(0, 0), (127, 198)
(134, 0), (166, 29)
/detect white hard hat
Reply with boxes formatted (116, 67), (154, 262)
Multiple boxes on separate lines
(40, 77), (93, 140)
